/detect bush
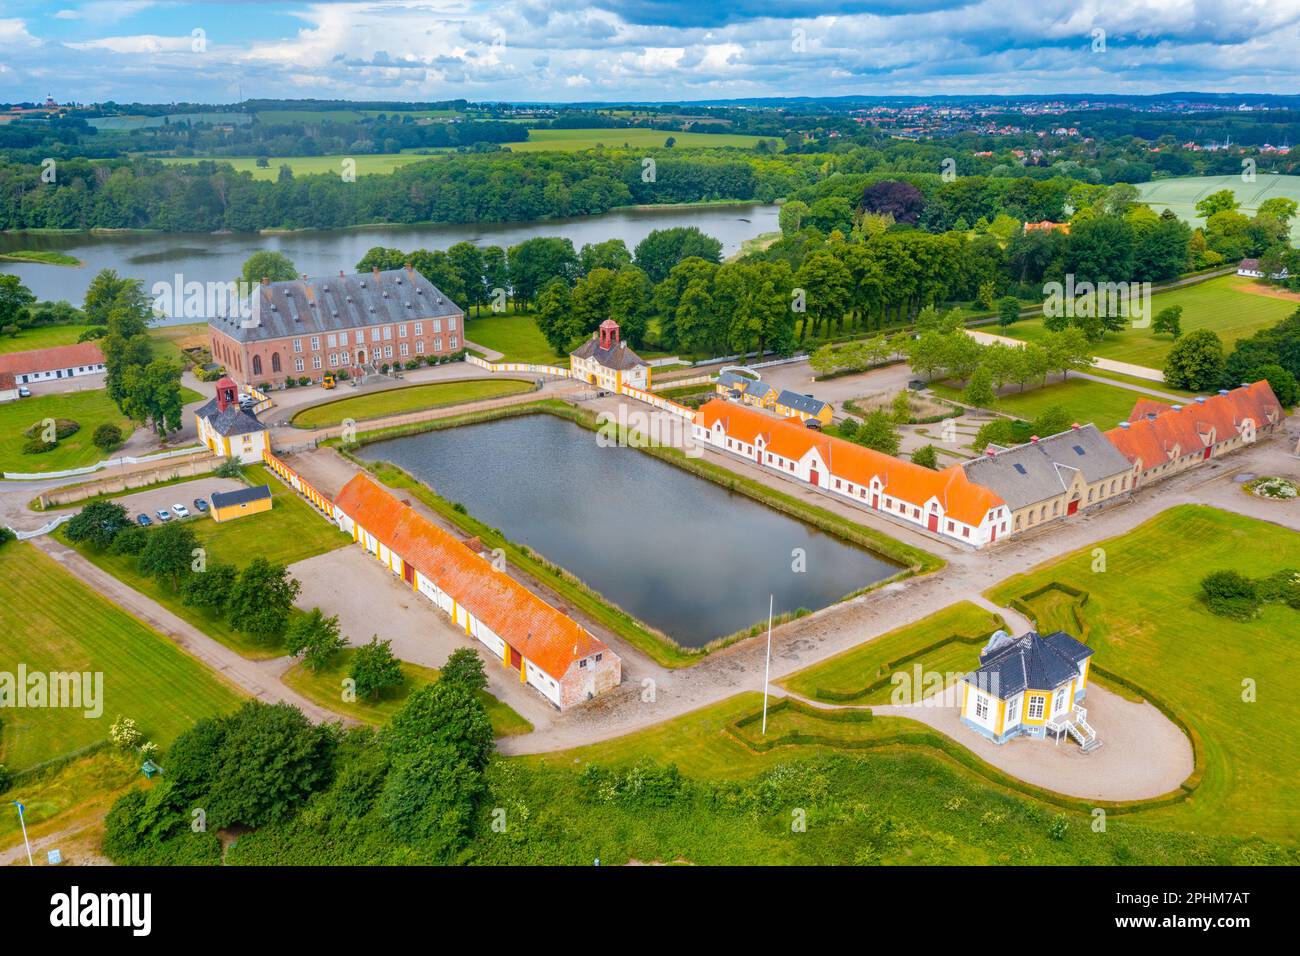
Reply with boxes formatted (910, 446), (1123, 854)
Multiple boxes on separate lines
(25, 418), (79, 441)
(108, 526), (148, 556)
(298, 376), (311, 387)
(22, 437), (57, 455)
(911, 444), (939, 470)
(1200, 569), (1259, 620)
(109, 715), (144, 750)
(0, 763), (10, 795)
(0, 527), (14, 548)
(92, 422), (124, 451)
(213, 457), (243, 479)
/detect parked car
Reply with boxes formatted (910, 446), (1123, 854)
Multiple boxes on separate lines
(136, 513), (152, 527)
(805, 419), (823, 430)
(193, 498), (209, 513)
(17, 386), (31, 398)
(908, 379), (926, 391)
(171, 503), (190, 518)
(156, 509), (171, 522)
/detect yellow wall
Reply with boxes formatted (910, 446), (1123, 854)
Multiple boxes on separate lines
(211, 496), (272, 523)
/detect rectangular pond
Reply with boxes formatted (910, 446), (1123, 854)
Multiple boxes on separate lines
(361, 414), (901, 647)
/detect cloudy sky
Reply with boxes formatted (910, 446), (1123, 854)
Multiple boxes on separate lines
(2, 1), (1299, 104)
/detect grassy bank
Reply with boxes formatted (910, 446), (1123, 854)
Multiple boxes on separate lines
(290, 378), (536, 429)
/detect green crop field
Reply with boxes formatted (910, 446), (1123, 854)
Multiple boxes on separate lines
(1137, 174), (1300, 241)
(504, 128), (767, 152)
(163, 153), (440, 181)
(253, 109), (461, 125)
(0, 324), (98, 354)
(290, 378), (535, 429)
(58, 463), (351, 659)
(0, 542), (244, 771)
(990, 505), (1300, 842)
(998, 274), (1299, 371)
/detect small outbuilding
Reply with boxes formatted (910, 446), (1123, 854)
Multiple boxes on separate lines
(210, 484), (273, 523)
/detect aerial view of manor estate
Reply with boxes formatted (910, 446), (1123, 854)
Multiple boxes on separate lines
(4, 7), (1300, 918)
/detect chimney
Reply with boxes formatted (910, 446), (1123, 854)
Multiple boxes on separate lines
(1030, 435), (1039, 443)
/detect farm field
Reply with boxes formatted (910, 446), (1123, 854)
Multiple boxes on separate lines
(163, 153), (440, 180)
(281, 648), (532, 736)
(57, 463), (351, 659)
(1136, 174), (1300, 241)
(253, 109), (461, 124)
(0, 542), (244, 771)
(0, 324), (97, 354)
(504, 128), (768, 152)
(290, 378), (535, 428)
(779, 601), (1004, 705)
(931, 376), (1162, 429)
(998, 274), (1298, 370)
(0, 388), (133, 474)
(989, 505), (1300, 842)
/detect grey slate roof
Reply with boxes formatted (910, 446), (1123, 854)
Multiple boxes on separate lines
(208, 267), (463, 344)
(963, 630), (1093, 700)
(776, 389), (829, 416)
(745, 381), (775, 400)
(961, 424), (1129, 510)
(211, 484), (272, 509)
(570, 335), (649, 370)
(717, 370), (758, 389)
(196, 398), (267, 437)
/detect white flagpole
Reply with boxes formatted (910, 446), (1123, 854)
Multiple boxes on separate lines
(761, 594), (774, 735)
(12, 802), (33, 866)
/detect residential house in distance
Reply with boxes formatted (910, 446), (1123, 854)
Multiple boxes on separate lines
(332, 473), (621, 709)
(570, 319), (650, 391)
(1023, 220), (1071, 235)
(207, 266), (464, 388)
(961, 423), (1133, 534)
(1104, 382), (1284, 488)
(195, 376), (269, 464)
(1237, 258), (1289, 280)
(0, 342), (106, 386)
(773, 389), (833, 426)
(961, 629), (1097, 749)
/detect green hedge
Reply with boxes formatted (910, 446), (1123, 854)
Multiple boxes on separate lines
(813, 625), (1001, 703)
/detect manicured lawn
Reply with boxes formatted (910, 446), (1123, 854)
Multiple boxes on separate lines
(57, 463), (351, 659)
(779, 601), (1004, 705)
(163, 153), (438, 181)
(0, 542), (245, 771)
(999, 274), (1298, 370)
(290, 378), (535, 428)
(988, 505), (1300, 841)
(505, 128), (767, 152)
(0, 389), (134, 474)
(281, 648), (532, 737)
(932, 376), (1162, 430)
(0, 324), (98, 354)
(148, 321), (210, 365)
(463, 312), (566, 365)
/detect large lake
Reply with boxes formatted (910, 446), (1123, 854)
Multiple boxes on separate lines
(0, 202), (778, 317)
(362, 414), (899, 647)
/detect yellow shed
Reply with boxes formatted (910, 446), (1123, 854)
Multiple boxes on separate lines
(210, 484), (273, 523)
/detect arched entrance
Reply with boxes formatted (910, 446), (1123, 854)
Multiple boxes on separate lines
(356, 348), (368, 366)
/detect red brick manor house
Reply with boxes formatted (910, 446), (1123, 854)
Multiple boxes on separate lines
(208, 266), (465, 388)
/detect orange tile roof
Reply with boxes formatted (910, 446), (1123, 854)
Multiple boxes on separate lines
(334, 474), (610, 681)
(1105, 382), (1283, 467)
(0, 342), (105, 377)
(696, 399), (1004, 526)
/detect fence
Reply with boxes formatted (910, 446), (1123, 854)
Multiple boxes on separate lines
(12, 514), (74, 540)
(466, 355), (573, 378)
(245, 384), (274, 414)
(617, 382), (697, 420)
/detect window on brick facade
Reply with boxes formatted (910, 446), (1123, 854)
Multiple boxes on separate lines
(450, 336), (458, 349)
(252, 355), (262, 376)
(312, 356), (322, 370)
(432, 318), (442, 333)
(414, 322), (423, 335)
(399, 343), (409, 356)
(294, 357), (304, 372)
(398, 324), (407, 337)
(384, 345), (393, 359)
(310, 336), (320, 351)
(383, 326), (392, 340)
(272, 353), (281, 373)
(293, 339), (302, 352)
(327, 334), (337, 348)
(416, 340), (425, 353)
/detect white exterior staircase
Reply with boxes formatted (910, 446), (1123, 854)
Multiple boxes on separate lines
(1048, 705), (1102, 753)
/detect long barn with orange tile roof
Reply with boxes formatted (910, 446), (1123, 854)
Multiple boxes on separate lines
(693, 398), (1012, 546)
(332, 473), (620, 709)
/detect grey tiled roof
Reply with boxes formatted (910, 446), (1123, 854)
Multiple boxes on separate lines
(776, 389), (829, 415)
(570, 336), (649, 370)
(963, 630), (1093, 700)
(208, 267), (463, 344)
(197, 398), (267, 437)
(211, 484), (271, 509)
(961, 424), (1129, 510)
(718, 370), (757, 389)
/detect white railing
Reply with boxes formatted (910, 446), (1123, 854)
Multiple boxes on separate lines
(2, 445), (207, 481)
(10, 514), (74, 540)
